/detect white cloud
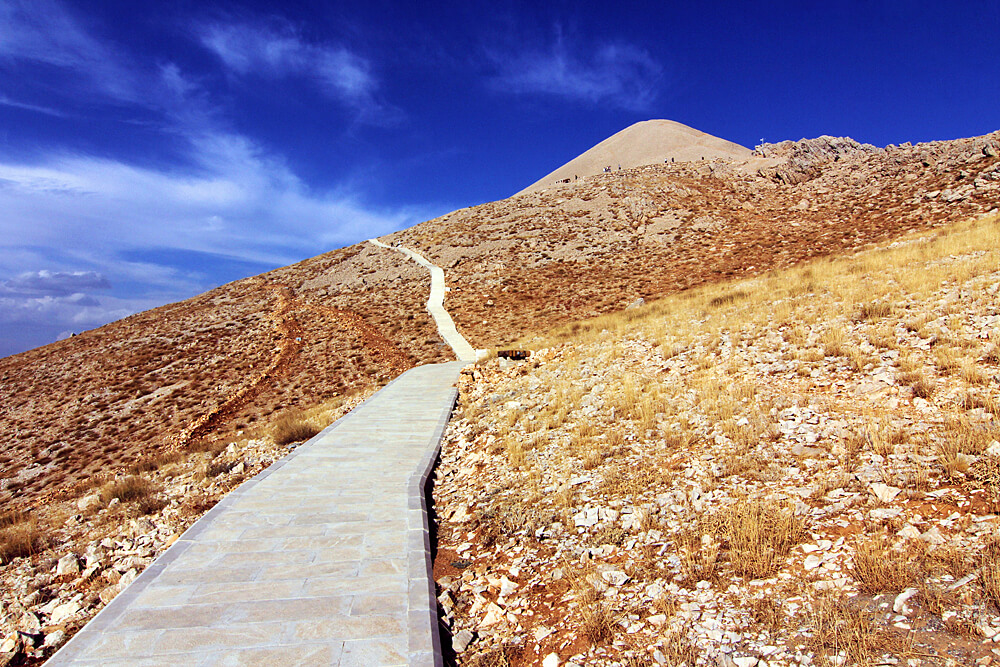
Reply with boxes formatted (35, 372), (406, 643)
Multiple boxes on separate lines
(0, 269), (110, 295)
(0, 128), (432, 332)
(198, 20), (399, 124)
(0, 94), (65, 116)
(0, 291), (147, 328)
(0, 3), (422, 354)
(0, 133), (420, 266)
(488, 34), (662, 111)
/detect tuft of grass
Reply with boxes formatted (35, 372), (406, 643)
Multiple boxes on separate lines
(136, 495), (169, 516)
(982, 557), (1000, 611)
(0, 509), (30, 529)
(706, 498), (803, 579)
(271, 412), (321, 446)
(677, 530), (719, 584)
(708, 290), (747, 308)
(937, 439), (970, 479)
(899, 369), (934, 399)
(0, 518), (49, 563)
(852, 535), (916, 593)
(806, 595), (904, 666)
(822, 328), (847, 358)
(101, 475), (157, 504)
(960, 359), (989, 385)
(581, 601), (616, 644)
(196, 459), (232, 480)
(857, 301), (894, 321)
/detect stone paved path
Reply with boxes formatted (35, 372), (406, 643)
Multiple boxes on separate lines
(368, 239), (480, 362)
(48, 361), (464, 666)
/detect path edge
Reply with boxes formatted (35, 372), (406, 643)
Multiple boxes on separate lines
(406, 365), (462, 667)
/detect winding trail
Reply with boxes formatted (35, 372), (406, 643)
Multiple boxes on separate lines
(369, 239), (480, 362)
(49, 245), (482, 666)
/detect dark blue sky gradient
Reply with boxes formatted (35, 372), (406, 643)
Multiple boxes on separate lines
(0, 0), (998, 356)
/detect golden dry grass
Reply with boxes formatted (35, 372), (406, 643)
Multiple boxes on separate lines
(807, 595), (906, 666)
(100, 475), (157, 504)
(705, 498), (804, 579)
(852, 535), (916, 594)
(0, 511), (49, 564)
(270, 411), (322, 446)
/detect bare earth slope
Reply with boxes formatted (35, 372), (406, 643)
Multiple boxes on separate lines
(518, 119), (753, 195)
(0, 242), (453, 510)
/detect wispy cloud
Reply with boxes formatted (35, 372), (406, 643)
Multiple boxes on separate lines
(0, 94), (65, 117)
(0, 4), (425, 355)
(487, 31), (662, 111)
(0, 0), (143, 103)
(0, 128), (432, 352)
(199, 20), (400, 124)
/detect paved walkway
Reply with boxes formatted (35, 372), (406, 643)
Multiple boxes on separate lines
(369, 239), (479, 362)
(49, 361), (465, 666)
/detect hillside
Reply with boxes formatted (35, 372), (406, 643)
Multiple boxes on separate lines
(432, 213), (1000, 665)
(1, 122), (999, 663)
(392, 132), (1000, 352)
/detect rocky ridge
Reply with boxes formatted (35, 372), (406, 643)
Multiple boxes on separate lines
(392, 130), (1000, 352)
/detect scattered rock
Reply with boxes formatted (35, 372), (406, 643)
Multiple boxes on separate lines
(42, 630), (66, 648)
(48, 601), (82, 625)
(76, 493), (102, 512)
(55, 553), (80, 577)
(452, 629), (474, 653)
(869, 483), (901, 504)
(893, 587), (919, 615)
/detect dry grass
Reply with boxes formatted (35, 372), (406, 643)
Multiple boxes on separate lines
(100, 475), (157, 504)
(270, 411), (321, 446)
(982, 562), (1000, 611)
(677, 530), (719, 583)
(581, 601), (616, 644)
(852, 535), (916, 594)
(898, 369), (934, 399)
(0, 516), (49, 563)
(466, 643), (522, 667)
(807, 594), (905, 666)
(937, 439), (970, 479)
(705, 498), (803, 579)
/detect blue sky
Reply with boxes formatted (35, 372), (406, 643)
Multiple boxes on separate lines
(1, 0), (998, 357)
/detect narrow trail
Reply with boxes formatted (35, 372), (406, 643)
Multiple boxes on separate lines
(369, 239), (481, 362)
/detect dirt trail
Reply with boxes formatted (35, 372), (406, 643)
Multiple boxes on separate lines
(172, 282), (408, 450)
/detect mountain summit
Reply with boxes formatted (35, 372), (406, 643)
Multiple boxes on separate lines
(518, 119), (752, 194)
